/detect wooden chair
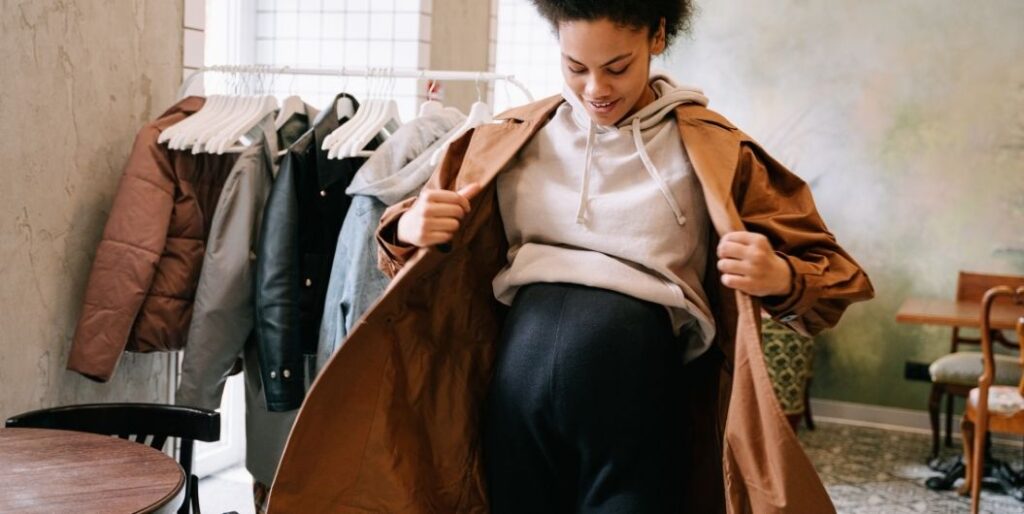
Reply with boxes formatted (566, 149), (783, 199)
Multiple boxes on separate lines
(928, 271), (1024, 458)
(761, 316), (817, 431)
(5, 403), (220, 514)
(960, 286), (1024, 513)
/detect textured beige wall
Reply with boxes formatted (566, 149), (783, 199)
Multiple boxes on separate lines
(663, 1), (1024, 409)
(430, 0), (493, 111)
(0, 0), (184, 420)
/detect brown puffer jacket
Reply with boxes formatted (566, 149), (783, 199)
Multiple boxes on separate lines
(67, 97), (240, 382)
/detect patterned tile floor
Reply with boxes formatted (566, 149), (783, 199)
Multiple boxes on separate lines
(200, 421), (1024, 513)
(800, 422), (1023, 513)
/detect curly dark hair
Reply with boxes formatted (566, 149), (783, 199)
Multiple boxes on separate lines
(530, 0), (695, 47)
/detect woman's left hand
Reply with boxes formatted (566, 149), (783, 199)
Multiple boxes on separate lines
(716, 231), (793, 298)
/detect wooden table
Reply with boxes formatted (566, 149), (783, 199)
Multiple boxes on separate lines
(0, 427), (185, 513)
(896, 297), (1022, 330)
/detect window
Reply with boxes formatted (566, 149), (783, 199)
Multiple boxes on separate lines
(490, 0), (561, 112)
(205, 0), (433, 121)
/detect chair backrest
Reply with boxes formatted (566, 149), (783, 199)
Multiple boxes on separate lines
(957, 271), (1024, 303)
(978, 287), (1024, 393)
(5, 403), (219, 514)
(953, 271), (1024, 351)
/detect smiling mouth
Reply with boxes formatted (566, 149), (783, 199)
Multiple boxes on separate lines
(588, 99), (619, 112)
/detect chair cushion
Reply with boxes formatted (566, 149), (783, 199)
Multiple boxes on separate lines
(929, 352), (1022, 387)
(969, 386), (1024, 416)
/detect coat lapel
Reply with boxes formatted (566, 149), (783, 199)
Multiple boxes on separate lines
(454, 95), (564, 191)
(676, 104), (836, 513)
(675, 104), (744, 235)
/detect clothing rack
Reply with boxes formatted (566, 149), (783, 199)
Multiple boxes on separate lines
(167, 64), (535, 405)
(178, 64), (535, 102)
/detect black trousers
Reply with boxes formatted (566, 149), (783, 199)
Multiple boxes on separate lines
(482, 283), (691, 514)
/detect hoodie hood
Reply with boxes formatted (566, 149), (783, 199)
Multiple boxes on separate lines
(346, 107), (465, 205)
(561, 71), (709, 225)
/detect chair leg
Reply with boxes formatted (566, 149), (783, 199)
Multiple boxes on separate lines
(970, 419), (987, 514)
(958, 418), (974, 497)
(803, 378), (815, 431)
(177, 473), (191, 514)
(786, 413), (802, 433)
(190, 475), (201, 514)
(970, 418), (987, 514)
(945, 394), (955, 448)
(928, 385), (942, 459)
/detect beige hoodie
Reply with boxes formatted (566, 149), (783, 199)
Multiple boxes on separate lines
(492, 73), (716, 361)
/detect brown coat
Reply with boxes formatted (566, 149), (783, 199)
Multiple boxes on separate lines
(67, 97), (239, 382)
(269, 96), (874, 513)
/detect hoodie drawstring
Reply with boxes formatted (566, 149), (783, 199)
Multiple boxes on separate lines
(575, 120), (597, 224)
(631, 117), (687, 226)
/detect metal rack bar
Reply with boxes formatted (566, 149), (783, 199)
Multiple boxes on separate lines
(178, 65), (535, 102)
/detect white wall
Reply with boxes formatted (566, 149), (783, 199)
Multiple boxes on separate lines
(663, 0), (1024, 409)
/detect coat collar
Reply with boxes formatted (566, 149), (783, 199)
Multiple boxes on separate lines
(312, 92), (360, 190)
(451, 95), (564, 191)
(674, 103), (746, 236)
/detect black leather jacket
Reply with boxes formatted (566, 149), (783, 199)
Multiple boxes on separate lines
(255, 94), (381, 411)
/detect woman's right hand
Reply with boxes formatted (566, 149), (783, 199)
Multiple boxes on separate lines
(396, 183), (481, 247)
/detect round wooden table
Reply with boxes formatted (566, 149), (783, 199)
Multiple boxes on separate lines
(0, 427), (185, 513)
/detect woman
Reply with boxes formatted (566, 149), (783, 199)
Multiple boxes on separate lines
(269, 1), (873, 512)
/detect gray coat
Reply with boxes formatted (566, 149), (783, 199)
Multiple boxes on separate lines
(175, 104), (319, 485)
(316, 109), (465, 373)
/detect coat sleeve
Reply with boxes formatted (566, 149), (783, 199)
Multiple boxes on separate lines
(733, 142), (874, 337)
(177, 150), (271, 409)
(67, 126), (177, 381)
(375, 196), (420, 278)
(375, 131), (475, 278)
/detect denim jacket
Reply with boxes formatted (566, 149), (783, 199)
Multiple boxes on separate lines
(315, 109), (465, 373)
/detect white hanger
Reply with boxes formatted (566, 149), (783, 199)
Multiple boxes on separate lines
(192, 68), (279, 154)
(335, 73), (356, 121)
(273, 71), (307, 158)
(160, 94), (213, 145)
(166, 94), (233, 150)
(336, 95), (356, 120)
(325, 68), (383, 159)
(174, 72), (252, 151)
(160, 96), (200, 147)
(274, 68), (304, 130)
(201, 69), (268, 152)
(341, 69), (402, 158)
(430, 74), (492, 166)
(179, 70), (256, 151)
(321, 69), (376, 154)
(201, 67), (281, 154)
(345, 98), (399, 157)
(188, 94), (253, 153)
(418, 99), (442, 117)
(329, 92), (380, 158)
(417, 79), (443, 117)
(211, 95), (278, 154)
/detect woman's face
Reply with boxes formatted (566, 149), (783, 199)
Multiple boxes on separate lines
(558, 17), (666, 126)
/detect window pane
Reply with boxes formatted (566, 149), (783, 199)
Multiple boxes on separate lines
(211, 0), (431, 118)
